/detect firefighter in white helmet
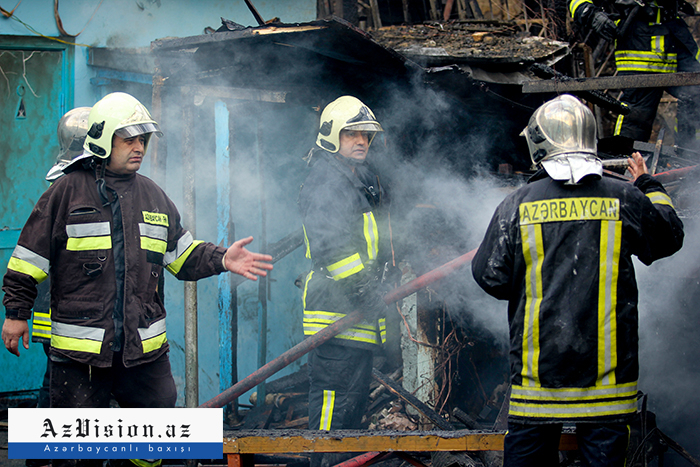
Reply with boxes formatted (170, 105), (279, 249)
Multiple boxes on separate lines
(299, 96), (397, 461)
(472, 95), (684, 466)
(2, 92), (273, 467)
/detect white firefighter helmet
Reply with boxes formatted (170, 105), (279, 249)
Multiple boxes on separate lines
(521, 94), (601, 184)
(316, 96), (383, 153)
(46, 106), (91, 181)
(83, 92), (162, 160)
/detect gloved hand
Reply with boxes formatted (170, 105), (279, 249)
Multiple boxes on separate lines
(679, 0), (696, 16)
(351, 273), (388, 321)
(592, 10), (617, 41)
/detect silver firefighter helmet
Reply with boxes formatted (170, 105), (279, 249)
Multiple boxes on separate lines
(521, 94), (601, 184)
(46, 107), (91, 181)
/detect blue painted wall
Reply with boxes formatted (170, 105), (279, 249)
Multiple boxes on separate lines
(0, 0), (315, 406)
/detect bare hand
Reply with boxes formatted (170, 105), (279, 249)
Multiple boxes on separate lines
(2, 318), (29, 357)
(627, 151), (649, 181)
(223, 236), (273, 281)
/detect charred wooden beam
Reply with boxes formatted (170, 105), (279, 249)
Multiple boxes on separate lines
(529, 64), (629, 115)
(523, 71), (700, 93)
(372, 368), (454, 431)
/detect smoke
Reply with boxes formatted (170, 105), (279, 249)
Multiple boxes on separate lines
(636, 207), (700, 460)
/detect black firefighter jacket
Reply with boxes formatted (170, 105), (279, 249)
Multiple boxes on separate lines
(3, 168), (227, 368)
(298, 151), (388, 350)
(472, 172), (683, 423)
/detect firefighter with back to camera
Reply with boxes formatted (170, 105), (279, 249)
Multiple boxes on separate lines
(298, 96), (395, 452)
(471, 95), (684, 466)
(1, 92), (273, 467)
(570, 0), (700, 150)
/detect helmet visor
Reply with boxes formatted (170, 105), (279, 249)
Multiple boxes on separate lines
(115, 122), (162, 138)
(344, 122), (383, 132)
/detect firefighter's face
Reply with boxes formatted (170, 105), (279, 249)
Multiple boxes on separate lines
(338, 129), (370, 161)
(108, 134), (146, 174)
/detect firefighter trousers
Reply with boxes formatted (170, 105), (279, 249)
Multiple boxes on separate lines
(503, 420), (630, 467)
(307, 341), (373, 431)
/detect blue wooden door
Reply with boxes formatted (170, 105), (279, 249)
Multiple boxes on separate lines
(0, 36), (73, 395)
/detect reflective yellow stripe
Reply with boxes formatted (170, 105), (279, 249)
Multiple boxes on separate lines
(8, 257), (48, 283)
(646, 191), (674, 208)
(51, 320), (105, 354)
(141, 237), (167, 254)
(326, 253), (364, 280)
(303, 311), (382, 344)
(569, 0), (592, 16)
(303, 225), (312, 259)
(138, 319), (167, 353)
(598, 220), (622, 386)
(320, 390), (335, 430)
(615, 50), (677, 73)
(512, 382), (637, 400)
(142, 332), (167, 353)
(509, 396), (637, 418)
(66, 236), (112, 251)
(32, 310), (52, 339)
(363, 212), (379, 261)
(9, 245), (49, 283)
(51, 334), (102, 354)
(520, 224), (543, 387)
(164, 232), (203, 275)
(614, 114), (625, 135)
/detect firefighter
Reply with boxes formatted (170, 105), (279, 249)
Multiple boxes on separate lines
(471, 95), (684, 466)
(1, 92), (273, 467)
(299, 96), (391, 442)
(23, 107), (91, 467)
(570, 0), (700, 149)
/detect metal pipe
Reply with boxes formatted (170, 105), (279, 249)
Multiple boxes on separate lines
(182, 89), (199, 408)
(200, 310), (365, 408)
(200, 247), (480, 408)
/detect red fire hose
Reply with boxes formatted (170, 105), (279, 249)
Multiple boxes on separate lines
(200, 247), (479, 408)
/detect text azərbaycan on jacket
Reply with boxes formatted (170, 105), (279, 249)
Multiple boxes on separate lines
(299, 151), (388, 349)
(472, 172), (683, 423)
(2, 168), (227, 368)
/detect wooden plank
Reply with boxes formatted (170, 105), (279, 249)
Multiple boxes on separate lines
(523, 71), (700, 93)
(222, 430), (578, 453)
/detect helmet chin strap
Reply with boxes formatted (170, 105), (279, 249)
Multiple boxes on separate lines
(94, 158), (115, 207)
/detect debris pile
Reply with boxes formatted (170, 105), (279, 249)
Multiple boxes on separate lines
(370, 22), (568, 64)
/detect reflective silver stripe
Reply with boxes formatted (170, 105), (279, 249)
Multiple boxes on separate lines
(163, 231), (194, 266)
(320, 390), (335, 430)
(327, 253), (364, 280)
(66, 222), (111, 238)
(512, 382), (637, 400)
(139, 223), (168, 241)
(509, 398), (637, 417)
(646, 191), (674, 208)
(138, 318), (166, 340)
(12, 245), (49, 274)
(52, 321), (105, 341)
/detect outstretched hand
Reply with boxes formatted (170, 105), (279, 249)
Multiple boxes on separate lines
(628, 151), (648, 181)
(223, 236), (273, 281)
(1, 318), (29, 357)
